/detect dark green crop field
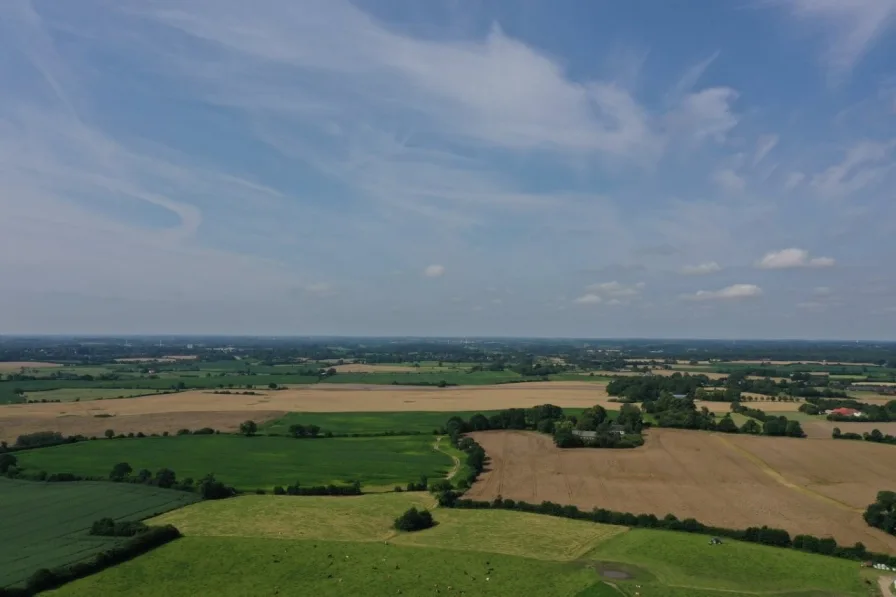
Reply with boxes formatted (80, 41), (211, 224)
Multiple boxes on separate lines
(0, 478), (197, 589)
(261, 410), (504, 435)
(15, 434), (454, 490)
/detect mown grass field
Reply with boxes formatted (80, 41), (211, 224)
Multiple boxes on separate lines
(48, 537), (602, 597)
(56, 492), (873, 597)
(585, 528), (869, 596)
(14, 435), (454, 490)
(0, 478), (198, 589)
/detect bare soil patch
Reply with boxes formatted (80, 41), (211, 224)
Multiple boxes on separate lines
(466, 429), (896, 554)
(0, 362), (62, 372)
(0, 410), (285, 442)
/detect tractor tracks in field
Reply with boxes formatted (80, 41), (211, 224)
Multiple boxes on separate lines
(434, 436), (461, 480)
(712, 435), (861, 514)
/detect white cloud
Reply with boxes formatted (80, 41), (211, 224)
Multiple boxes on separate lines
(753, 134), (779, 166)
(681, 262), (722, 275)
(784, 171), (806, 189)
(711, 168), (746, 193)
(423, 264), (446, 278)
(755, 248), (836, 269)
(811, 140), (895, 197)
(585, 281), (644, 298)
(671, 87), (740, 142)
(777, 0), (896, 75)
(573, 293), (602, 305)
(684, 284), (763, 301)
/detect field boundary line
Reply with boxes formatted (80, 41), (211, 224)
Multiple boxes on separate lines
(433, 436), (460, 480)
(712, 435), (862, 513)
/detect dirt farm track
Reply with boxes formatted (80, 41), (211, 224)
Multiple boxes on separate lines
(466, 429), (896, 554)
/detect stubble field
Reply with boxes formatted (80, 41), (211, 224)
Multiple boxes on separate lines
(465, 429), (896, 553)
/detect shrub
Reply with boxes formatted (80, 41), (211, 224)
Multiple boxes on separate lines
(393, 507), (435, 532)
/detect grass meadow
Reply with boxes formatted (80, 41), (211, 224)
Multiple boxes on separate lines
(54, 492), (872, 597)
(0, 478), (198, 589)
(14, 434), (454, 490)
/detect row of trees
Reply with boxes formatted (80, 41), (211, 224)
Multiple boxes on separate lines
(729, 403), (805, 437)
(271, 481), (362, 496)
(606, 374), (711, 402)
(832, 427), (896, 445)
(433, 491), (895, 567)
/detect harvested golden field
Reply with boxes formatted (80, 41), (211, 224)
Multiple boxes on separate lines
(0, 410), (286, 442)
(0, 361), (62, 371)
(802, 420), (896, 439)
(0, 382), (612, 441)
(466, 429), (896, 554)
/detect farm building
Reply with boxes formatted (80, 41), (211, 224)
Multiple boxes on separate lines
(827, 408), (862, 417)
(572, 425), (626, 440)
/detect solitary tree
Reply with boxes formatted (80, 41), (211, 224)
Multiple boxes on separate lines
(109, 462), (133, 481)
(0, 452), (17, 474)
(240, 420), (257, 437)
(104, 429), (115, 439)
(155, 468), (177, 489)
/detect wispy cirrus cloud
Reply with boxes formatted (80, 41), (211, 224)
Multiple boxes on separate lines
(681, 262), (723, 275)
(774, 0), (896, 77)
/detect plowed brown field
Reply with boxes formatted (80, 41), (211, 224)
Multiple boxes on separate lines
(466, 429), (896, 553)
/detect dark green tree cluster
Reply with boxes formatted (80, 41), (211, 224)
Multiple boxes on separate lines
(89, 518), (149, 537)
(287, 423), (322, 438)
(272, 480), (361, 496)
(730, 403), (804, 437)
(606, 373), (710, 402)
(393, 507), (434, 532)
(864, 491), (896, 535)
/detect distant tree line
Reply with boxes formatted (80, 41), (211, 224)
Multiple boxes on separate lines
(433, 491), (896, 568)
(0, 525), (182, 597)
(444, 404), (644, 451)
(832, 427), (896, 445)
(606, 374), (711, 402)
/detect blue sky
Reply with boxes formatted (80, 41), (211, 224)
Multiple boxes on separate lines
(1, 0), (895, 338)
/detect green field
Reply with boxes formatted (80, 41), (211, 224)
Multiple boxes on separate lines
(14, 435), (454, 490)
(0, 478), (198, 589)
(49, 537), (602, 597)
(51, 492), (873, 597)
(24, 388), (160, 402)
(586, 528), (868, 595)
(261, 410), (504, 436)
